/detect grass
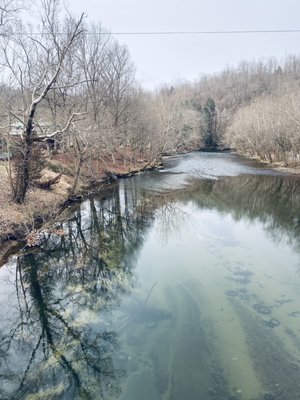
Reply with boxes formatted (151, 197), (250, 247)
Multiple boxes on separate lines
(0, 163), (7, 172)
(45, 159), (74, 176)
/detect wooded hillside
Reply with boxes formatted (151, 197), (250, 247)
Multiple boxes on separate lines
(0, 0), (299, 205)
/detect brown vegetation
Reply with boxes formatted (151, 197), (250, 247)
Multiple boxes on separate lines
(0, 162), (72, 241)
(0, 149), (161, 242)
(0, 0), (300, 243)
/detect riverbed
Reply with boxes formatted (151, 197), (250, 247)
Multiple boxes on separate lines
(0, 152), (300, 400)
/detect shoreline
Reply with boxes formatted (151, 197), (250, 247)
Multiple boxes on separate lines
(235, 153), (300, 175)
(0, 151), (299, 255)
(0, 158), (162, 246)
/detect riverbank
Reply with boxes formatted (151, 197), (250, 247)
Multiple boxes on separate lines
(264, 162), (300, 175)
(0, 155), (161, 245)
(236, 152), (300, 174)
(0, 151), (299, 247)
(0, 164), (73, 242)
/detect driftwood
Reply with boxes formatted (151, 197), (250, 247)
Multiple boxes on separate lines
(104, 162), (163, 181)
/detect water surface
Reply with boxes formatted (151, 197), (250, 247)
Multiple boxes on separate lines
(0, 152), (300, 400)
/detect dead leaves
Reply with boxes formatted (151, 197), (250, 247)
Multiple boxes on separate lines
(25, 228), (65, 247)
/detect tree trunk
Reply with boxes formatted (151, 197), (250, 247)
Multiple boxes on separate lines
(13, 138), (32, 204)
(69, 158), (83, 198)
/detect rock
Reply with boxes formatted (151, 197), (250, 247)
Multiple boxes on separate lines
(252, 303), (272, 315)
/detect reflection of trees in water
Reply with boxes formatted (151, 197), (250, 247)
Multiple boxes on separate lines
(139, 191), (192, 243)
(1, 173), (299, 398)
(0, 181), (154, 399)
(197, 175), (300, 248)
(156, 201), (190, 243)
(150, 175), (300, 250)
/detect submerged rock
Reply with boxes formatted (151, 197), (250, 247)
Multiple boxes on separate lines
(260, 318), (280, 328)
(225, 290), (239, 298)
(227, 276), (251, 285)
(238, 292), (249, 301)
(233, 267), (254, 277)
(252, 303), (272, 315)
(288, 310), (300, 317)
(263, 394), (275, 400)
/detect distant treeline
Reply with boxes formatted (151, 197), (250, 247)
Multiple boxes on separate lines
(0, 0), (299, 203)
(164, 55), (300, 165)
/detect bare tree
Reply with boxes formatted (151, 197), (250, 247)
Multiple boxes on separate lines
(77, 22), (112, 124)
(225, 86), (300, 165)
(0, 0), (86, 203)
(75, 27), (137, 170)
(104, 42), (135, 129)
(0, 0), (22, 33)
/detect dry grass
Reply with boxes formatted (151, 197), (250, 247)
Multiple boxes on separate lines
(0, 163), (71, 241)
(0, 151), (144, 242)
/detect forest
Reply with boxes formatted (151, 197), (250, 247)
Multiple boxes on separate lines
(0, 0), (300, 207)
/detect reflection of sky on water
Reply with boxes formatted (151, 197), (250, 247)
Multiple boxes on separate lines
(128, 196), (300, 400)
(134, 152), (280, 191)
(0, 152), (300, 400)
(163, 152), (279, 176)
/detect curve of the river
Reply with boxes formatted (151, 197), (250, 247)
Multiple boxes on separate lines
(0, 152), (299, 400)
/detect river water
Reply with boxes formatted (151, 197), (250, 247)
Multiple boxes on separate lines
(0, 152), (300, 400)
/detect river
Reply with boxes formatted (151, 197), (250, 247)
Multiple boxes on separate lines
(0, 152), (300, 400)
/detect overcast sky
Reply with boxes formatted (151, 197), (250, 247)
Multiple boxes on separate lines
(70, 0), (300, 89)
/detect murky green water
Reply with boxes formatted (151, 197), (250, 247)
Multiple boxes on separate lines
(1, 152), (300, 400)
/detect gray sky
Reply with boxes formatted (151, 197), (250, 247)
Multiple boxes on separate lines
(71, 0), (300, 89)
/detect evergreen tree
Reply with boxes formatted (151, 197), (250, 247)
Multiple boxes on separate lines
(202, 98), (218, 149)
